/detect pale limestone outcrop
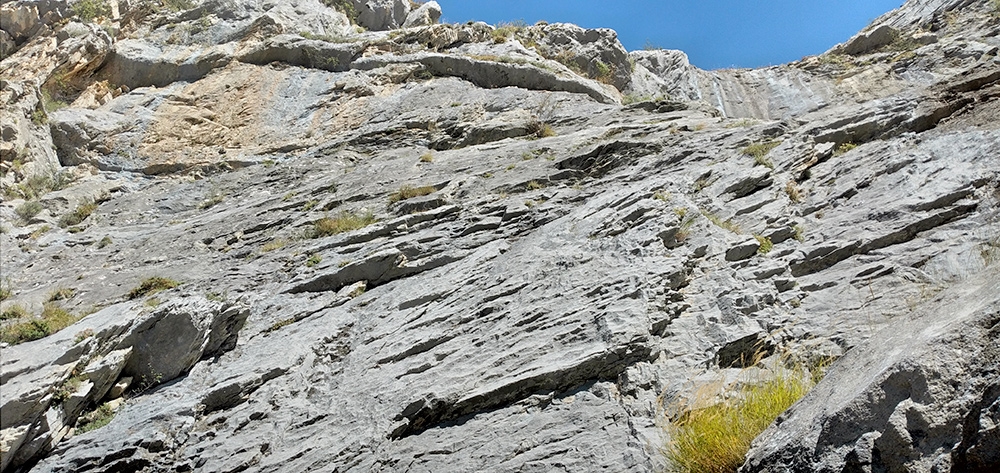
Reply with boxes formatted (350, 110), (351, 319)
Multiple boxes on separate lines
(0, 0), (998, 471)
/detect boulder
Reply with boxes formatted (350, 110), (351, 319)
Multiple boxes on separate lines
(840, 24), (899, 56)
(0, 3), (41, 44)
(535, 23), (632, 91)
(354, 0), (412, 30)
(402, 0), (441, 28)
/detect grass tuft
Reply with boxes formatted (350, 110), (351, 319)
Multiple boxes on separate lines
(527, 120), (556, 139)
(665, 366), (817, 473)
(784, 181), (802, 203)
(0, 303), (79, 345)
(72, 0), (110, 22)
(742, 141), (780, 169)
(755, 235), (774, 255)
(15, 201), (43, 221)
(77, 402), (117, 433)
(388, 185), (436, 204)
(834, 142), (857, 156)
(311, 211), (377, 238)
(58, 200), (97, 228)
(127, 277), (180, 300)
(48, 287), (76, 302)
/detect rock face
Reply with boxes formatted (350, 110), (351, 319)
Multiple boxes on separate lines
(742, 268), (1000, 473)
(0, 0), (998, 472)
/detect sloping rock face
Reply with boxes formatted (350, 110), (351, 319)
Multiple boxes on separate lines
(742, 268), (1000, 472)
(0, 0), (998, 472)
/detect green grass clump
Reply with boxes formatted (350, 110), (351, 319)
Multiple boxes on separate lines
(77, 402), (117, 433)
(742, 141), (780, 169)
(0, 281), (12, 302)
(755, 235), (774, 255)
(58, 200), (97, 228)
(72, 0), (110, 21)
(311, 211), (377, 238)
(127, 277), (180, 300)
(528, 121), (556, 138)
(665, 368), (815, 473)
(1, 304), (30, 320)
(388, 185), (436, 203)
(834, 142), (857, 156)
(15, 201), (43, 221)
(593, 60), (614, 84)
(0, 303), (79, 345)
(306, 254), (322, 267)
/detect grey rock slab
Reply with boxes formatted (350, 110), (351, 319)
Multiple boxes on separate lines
(742, 267), (1000, 473)
(727, 236), (762, 262)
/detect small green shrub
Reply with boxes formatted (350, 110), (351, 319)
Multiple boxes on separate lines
(311, 211), (377, 238)
(665, 367), (817, 473)
(31, 108), (48, 125)
(755, 235), (774, 255)
(593, 60), (614, 84)
(420, 152), (434, 163)
(71, 0), (111, 21)
(59, 200), (97, 228)
(77, 402), (117, 433)
(388, 185), (436, 203)
(97, 236), (113, 249)
(306, 254), (322, 267)
(834, 142), (857, 156)
(526, 180), (545, 191)
(53, 377), (84, 403)
(127, 277), (180, 299)
(15, 201), (43, 221)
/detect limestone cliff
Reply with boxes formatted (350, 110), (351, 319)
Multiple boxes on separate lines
(1, 0), (998, 471)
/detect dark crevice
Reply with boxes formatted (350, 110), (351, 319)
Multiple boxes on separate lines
(388, 342), (652, 440)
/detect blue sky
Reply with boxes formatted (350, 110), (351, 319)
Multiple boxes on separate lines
(435, 1), (905, 70)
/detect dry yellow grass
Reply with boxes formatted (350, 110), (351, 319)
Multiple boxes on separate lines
(664, 364), (818, 473)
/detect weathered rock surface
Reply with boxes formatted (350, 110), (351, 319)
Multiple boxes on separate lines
(0, 0), (998, 471)
(742, 267), (1000, 473)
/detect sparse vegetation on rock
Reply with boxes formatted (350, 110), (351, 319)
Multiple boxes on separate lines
(127, 277), (181, 300)
(311, 211), (377, 237)
(1, 0), (998, 471)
